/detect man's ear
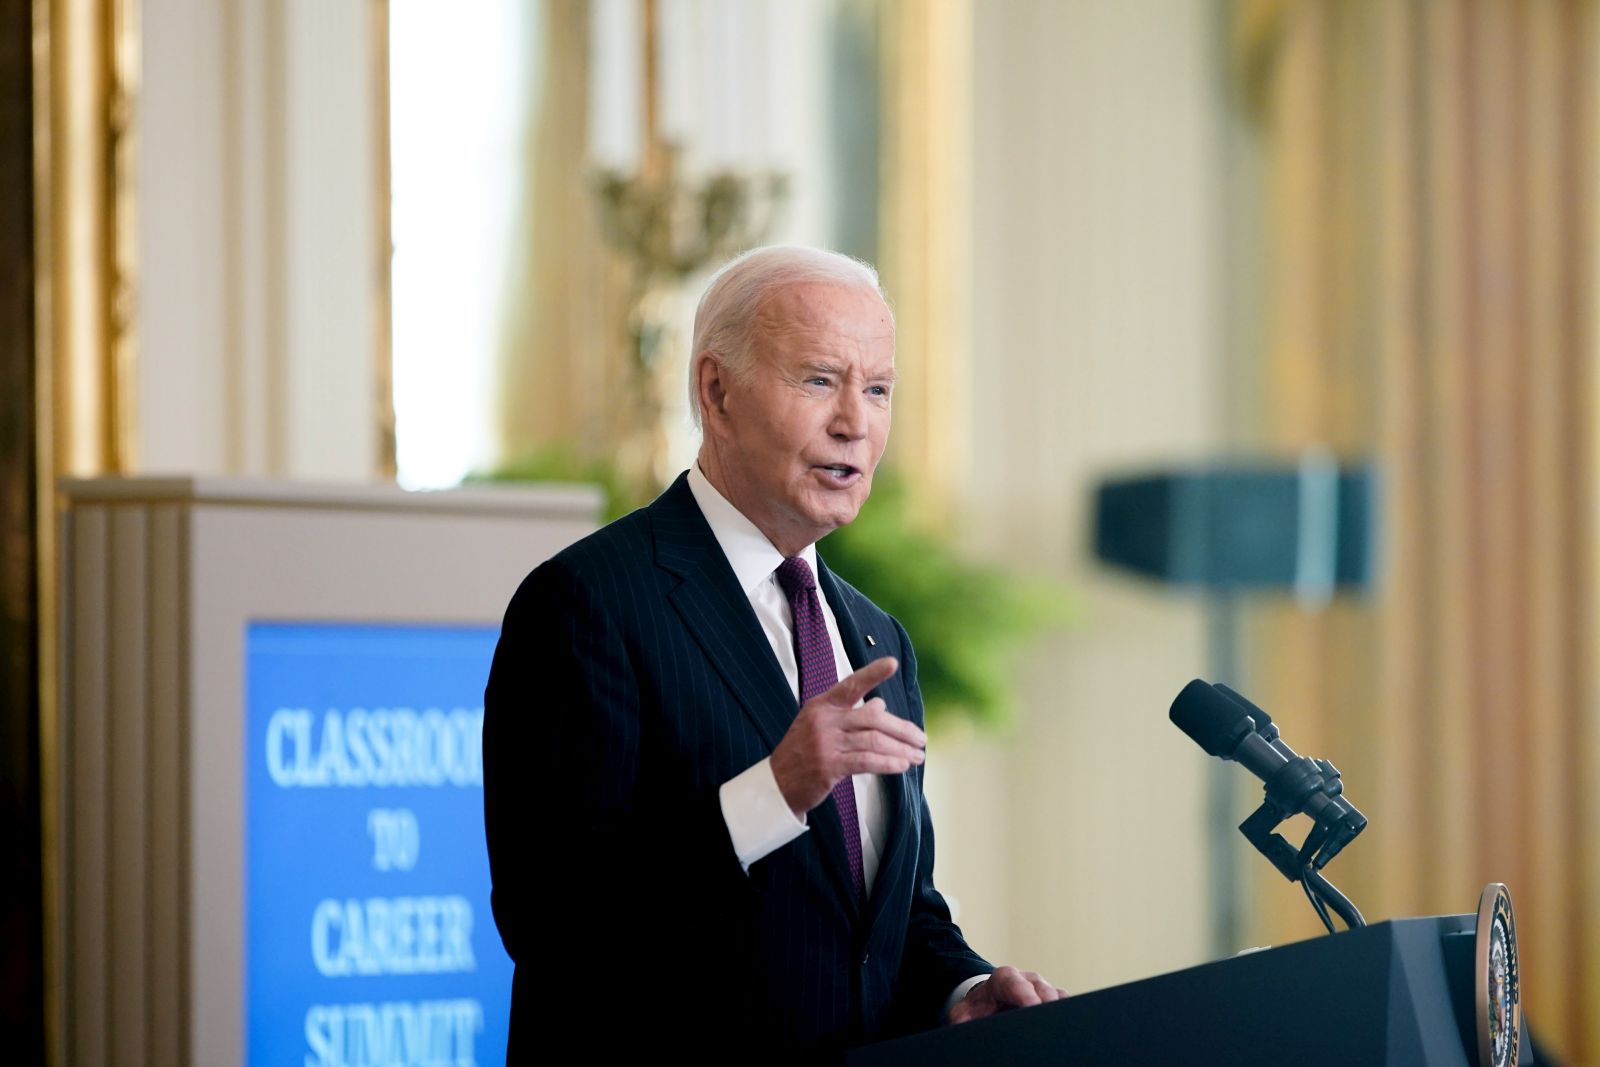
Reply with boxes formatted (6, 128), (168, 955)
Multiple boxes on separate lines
(696, 352), (729, 424)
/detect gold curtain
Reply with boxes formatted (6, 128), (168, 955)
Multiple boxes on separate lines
(877, 0), (972, 523)
(42, 0), (138, 478)
(494, 0), (632, 472)
(1242, 1), (1597, 1058)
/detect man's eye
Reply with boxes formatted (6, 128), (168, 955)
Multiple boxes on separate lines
(868, 385), (891, 398)
(808, 377), (831, 387)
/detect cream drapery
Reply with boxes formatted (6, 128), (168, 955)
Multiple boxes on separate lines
(1241, 1), (1597, 1058)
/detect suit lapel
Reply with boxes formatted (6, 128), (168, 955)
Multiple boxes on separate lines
(653, 478), (864, 910)
(652, 476), (922, 918)
(653, 477), (895, 913)
(816, 556), (915, 931)
(651, 475), (798, 752)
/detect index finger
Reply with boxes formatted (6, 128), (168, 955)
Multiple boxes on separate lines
(827, 656), (898, 708)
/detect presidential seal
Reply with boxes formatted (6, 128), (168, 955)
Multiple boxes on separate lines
(1475, 883), (1520, 1067)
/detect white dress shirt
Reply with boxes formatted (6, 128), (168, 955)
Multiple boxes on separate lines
(689, 464), (888, 894)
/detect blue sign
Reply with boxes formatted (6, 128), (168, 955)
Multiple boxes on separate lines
(246, 622), (511, 1067)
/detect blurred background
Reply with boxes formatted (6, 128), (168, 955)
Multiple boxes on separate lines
(3, 0), (1597, 1062)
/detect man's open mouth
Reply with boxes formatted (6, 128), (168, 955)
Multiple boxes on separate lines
(816, 464), (860, 481)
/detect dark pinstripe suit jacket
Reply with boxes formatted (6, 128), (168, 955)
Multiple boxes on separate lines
(483, 472), (991, 1060)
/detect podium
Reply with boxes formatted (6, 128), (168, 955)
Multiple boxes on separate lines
(55, 477), (600, 1066)
(850, 916), (1533, 1066)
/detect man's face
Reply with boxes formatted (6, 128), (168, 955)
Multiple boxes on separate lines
(702, 281), (895, 556)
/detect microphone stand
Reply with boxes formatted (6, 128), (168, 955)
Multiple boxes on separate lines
(1238, 760), (1368, 935)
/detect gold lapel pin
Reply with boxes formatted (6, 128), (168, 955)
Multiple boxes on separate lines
(865, 634), (877, 647)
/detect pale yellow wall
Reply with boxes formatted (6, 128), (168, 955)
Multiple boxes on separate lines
(923, 0), (1233, 994)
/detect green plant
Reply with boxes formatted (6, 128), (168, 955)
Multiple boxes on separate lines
(818, 474), (1070, 730)
(474, 452), (1069, 730)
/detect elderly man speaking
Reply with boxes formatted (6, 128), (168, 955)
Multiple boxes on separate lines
(483, 246), (1063, 1060)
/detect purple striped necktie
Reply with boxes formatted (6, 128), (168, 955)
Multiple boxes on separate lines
(774, 555), (866, 901)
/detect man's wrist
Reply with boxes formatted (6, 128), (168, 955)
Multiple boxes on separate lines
(943, 972), (991, 1021)
(719, 757), (809, 870)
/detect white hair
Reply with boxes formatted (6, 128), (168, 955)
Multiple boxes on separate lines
(687, 245), (890, 429)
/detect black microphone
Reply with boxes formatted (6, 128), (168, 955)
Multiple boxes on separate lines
(1210, 682), (1369, 835)
(1170, 680), (1367, 850)
(1212, 684), (1288, 752)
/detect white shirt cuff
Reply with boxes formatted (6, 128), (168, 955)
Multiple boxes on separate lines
(720, 757), (808, 870)
(944, 974), (990, 1021)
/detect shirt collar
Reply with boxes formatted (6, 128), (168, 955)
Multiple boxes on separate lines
(687, 463), (818, 597)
